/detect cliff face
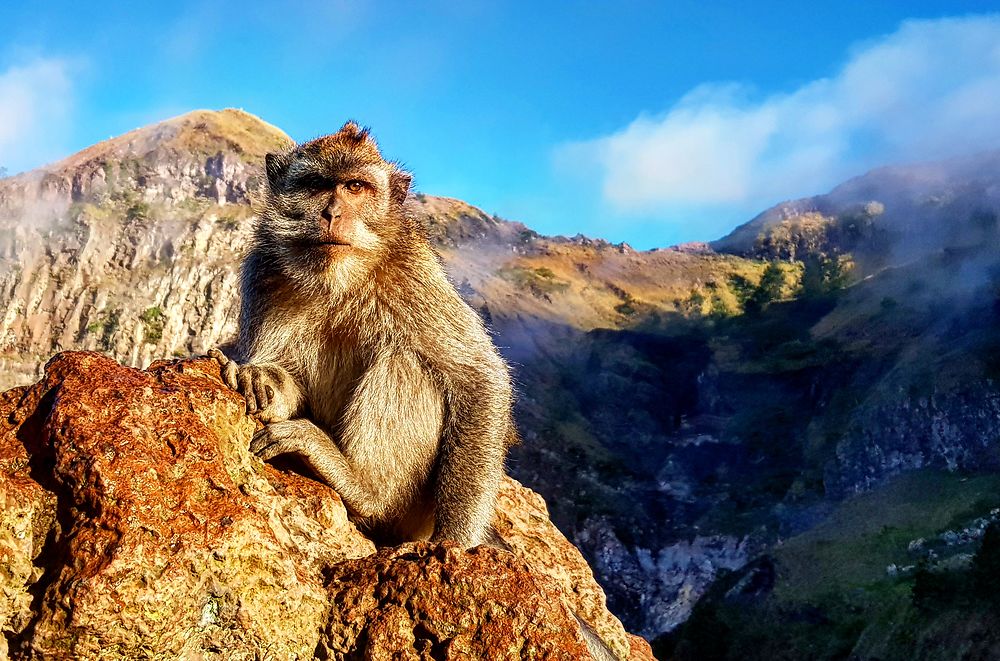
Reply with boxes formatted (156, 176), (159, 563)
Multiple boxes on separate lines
(832, 384), (1000, 497)
(0, 110), (291, 389)
(0, 351), (651, 660)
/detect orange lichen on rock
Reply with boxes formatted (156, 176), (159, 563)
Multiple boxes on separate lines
(320, 543), (592, 659)
(0, 351), (650, 660)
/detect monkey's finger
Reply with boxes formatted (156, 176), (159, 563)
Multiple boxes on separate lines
(255, 439), (301, 461)
(264, 385), (275, 408)
(253, 375), (269, 411)
(250, 429), (285, 455)
(208, 348), (228, 366)
(221, 360), (239, 390)
(249, 432), (272, 455)
(237, 369), (258, 413)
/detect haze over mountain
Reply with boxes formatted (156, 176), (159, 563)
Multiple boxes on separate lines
(2, 109), (1000, 654)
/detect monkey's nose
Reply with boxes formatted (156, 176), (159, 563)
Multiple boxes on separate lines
(321, 205), (342, 220)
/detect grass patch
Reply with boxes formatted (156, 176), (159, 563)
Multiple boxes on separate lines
(497, 265), (569, 298)
(139, 306), (166, 344)
(773, 471), (1000, 601)
(86, 310), (121, 351)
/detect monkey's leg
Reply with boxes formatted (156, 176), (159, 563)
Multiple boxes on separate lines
(209, 348), (304, 422)
(431, 388), (509, 548)
(250, 419), (388, 519)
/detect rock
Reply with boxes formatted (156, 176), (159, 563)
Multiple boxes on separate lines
(831, 386), (1000, 498)
(576, 517), (751, 638)
(493, 480), (644, 660)
(0, 351), (650, 660)
(0, 387), (56, 661)
(318, 543), (593, 659)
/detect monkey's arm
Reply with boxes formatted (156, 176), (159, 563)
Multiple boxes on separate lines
(250, 351), (443, 525)
(209, 349), (306, 423)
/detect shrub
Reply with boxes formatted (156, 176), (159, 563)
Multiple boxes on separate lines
(140, 307), (166, 344)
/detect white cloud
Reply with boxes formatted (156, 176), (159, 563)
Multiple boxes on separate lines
(558, 15), (1000, 215)
(0, 58), (74, 175)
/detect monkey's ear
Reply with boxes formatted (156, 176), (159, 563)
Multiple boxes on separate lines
(390, 169), (412, 204)
(264, 152), (290, 188)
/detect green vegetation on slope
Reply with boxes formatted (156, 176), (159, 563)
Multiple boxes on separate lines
(497, 265), (570, 298)
(139, 307), (166, 344)
(659, 471), (1000, 661)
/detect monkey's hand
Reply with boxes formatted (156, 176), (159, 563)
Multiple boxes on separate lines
(250, 420), (322, 461)
(209, 349), (299, 422)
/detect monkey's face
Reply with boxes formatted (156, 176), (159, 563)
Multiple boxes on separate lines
(258, 123), (412, 288)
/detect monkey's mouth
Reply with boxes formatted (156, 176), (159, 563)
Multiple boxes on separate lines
(310, 240), (352, 247)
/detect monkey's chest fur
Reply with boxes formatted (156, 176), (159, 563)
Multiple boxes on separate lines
(293, 329), (445, 541)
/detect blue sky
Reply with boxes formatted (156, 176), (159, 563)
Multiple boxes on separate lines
(3, 2), (1000, 248)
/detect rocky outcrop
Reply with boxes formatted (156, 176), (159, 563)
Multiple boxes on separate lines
(575, 519), (751, 638)
(832, 384), (1000, 497)
(319, 544), (594, 659)
(0, 351), (651, 659)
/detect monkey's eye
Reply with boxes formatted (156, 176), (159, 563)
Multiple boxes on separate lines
(344, 180), (366, 194)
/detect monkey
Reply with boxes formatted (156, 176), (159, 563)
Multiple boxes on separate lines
(209, 121), (516, 549)
(209, 124), (625, 661)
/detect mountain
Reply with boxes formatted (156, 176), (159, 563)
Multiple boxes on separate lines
(0, 109), (292, 386)
(3, 110), (1000, 652)
(0, 109), (776, 640)
(714, 149), (1000, 272)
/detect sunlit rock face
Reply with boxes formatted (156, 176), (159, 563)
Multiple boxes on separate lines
(0, 109), (288, 391)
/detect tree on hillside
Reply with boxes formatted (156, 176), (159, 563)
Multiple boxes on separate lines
(801, 254), (852, 298)
(746, 262), (785, 313)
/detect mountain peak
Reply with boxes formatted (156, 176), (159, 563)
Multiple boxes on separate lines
(45, 108), (294, 175)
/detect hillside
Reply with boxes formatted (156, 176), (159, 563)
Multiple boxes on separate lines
(3, 109), (1000, 649)
(654, 151), (1000, 655)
